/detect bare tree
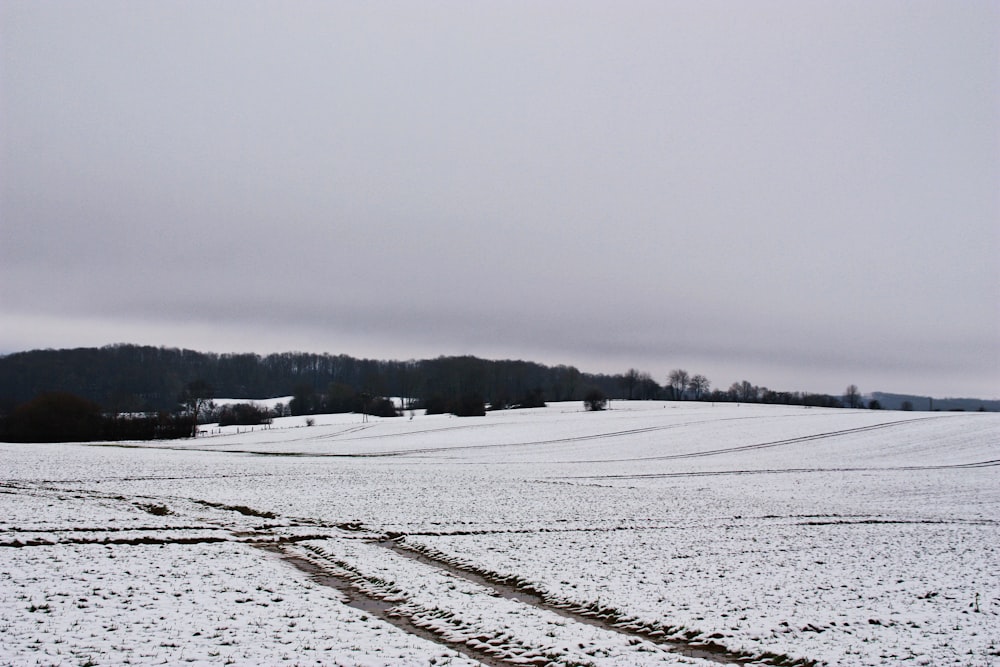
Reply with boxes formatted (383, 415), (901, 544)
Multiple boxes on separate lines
(621, 368), (641, 400)
(729, 380), (758, 403)
(844, 384), (861, 409)
(179, 379), (213, 437)
(667, 369), (690, 400)
(687, 374), (710, 400)
(637, 372), (660, 400)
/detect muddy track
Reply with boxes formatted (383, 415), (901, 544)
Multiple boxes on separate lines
(257, 545), (511, 667)
(380, 536), (822, 667)
(0, 486), (343, 547)
(0, 532), (339, 549)
(2, 524), (214, 534)
(0, 534), (230, 548)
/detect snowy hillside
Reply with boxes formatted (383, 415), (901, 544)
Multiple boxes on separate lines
(2, 401), (997, 666)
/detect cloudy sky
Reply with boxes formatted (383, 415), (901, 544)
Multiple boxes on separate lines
(2, 1), (997, 399)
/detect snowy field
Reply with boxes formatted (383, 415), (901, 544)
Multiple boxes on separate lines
(2, 401), (998, 666)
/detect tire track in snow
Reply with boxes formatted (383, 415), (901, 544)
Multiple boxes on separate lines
(372, 536), (821, 667)
(180, 413), (811, 458)
(274, 517), (819, 666)
(318, 414), (945, 460)
(102, 413), (941, 461)
(329, 413), (810, 458)
(278, 542), (632, 667)
(560, 457), (1000, 480)
(260, 545), (513, 667)
(564, 415), (951, 465)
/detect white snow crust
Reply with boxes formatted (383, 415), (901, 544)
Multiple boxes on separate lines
(2, 401), (997, 666)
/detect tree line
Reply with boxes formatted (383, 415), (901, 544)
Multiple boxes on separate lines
(0, 345), (604, 415)
(1, 344), (883, 442)
(0, 391), (195, 443)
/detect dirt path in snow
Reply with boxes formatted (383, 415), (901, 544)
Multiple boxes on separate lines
(260, 545), (513, 667)
(377, 536), (793, 666)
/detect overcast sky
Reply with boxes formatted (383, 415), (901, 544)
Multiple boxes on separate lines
(2, 1), (997, 399)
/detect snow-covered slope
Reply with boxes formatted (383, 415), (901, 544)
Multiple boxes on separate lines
(2, 402), (997, 666)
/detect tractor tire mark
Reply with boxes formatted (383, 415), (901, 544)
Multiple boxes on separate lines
(575, 416), (950, 464)
(377, 536), (821, 667)
(333, 414), (797, 458)
(267, 543), (561, 667)
(562, 458), (1000, 480)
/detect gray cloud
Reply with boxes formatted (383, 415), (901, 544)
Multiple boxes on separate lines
(2, 1), (997, 398)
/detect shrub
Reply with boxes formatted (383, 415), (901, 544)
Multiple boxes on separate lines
(325, 383), (359, 414)
(421, 394), (484, 416)
(217, 403), (272, 426)
(0, 392), (104, 442)
(422, 395), (448, 415)
(515, 387), (546, 409)
(583, 388), (607, 411)
(451, 393), (486, 417)
(365, 397), (399, 418)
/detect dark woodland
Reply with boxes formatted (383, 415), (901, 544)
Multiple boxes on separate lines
(1, 344), (993, 442)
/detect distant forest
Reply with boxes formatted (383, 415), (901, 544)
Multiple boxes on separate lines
(0, 344), (601, 415)
(2, 343), (996, 419)
(0, 343), (904, 417)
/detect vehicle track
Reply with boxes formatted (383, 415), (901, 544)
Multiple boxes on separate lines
(94, 413), (940, 462)
(378, 537), (757, 664)
(121, 413), (810, 458)
(567, 416), (949, 464)
(368, 534), (821, 666)
(282, 414), (944, 461)
(262, 514), (821, 667)
(563, 457), (1000, 480)
(264, 545), (519, 667)
(322, 413), (810, 458)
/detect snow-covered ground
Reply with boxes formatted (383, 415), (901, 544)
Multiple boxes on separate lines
(2, 401), (998, 666)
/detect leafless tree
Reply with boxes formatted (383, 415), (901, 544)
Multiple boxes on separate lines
(179, 380), (213, 437)
(621, 368), (641, 400)
(637, 372), (660, 400)
(844, 384), (861, 409)
(687, 374), (710, 400)
(730, 380), (758, 403)
(668, 369), (690, 400)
